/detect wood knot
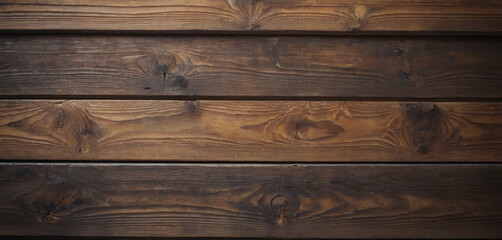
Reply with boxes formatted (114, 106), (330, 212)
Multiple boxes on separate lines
(393, 48), (403, 57)
(172, 75), (188, 88)
(246, 23), (260, 30)
(184, 101), (200, 114)
(349, 5), (367, 32)
(76, 122), (103, 154)
(53, 108), (66, 128)
(399, 67), (413, 80)
(155, 53), (178, 76)
(271, 195), (291, 215)
(30, 186), (81, 224)
(404, 103), (442, 155)
(151, 53), (190, 89)
(290, 118), (344, 141)
(353, 4), (368, 19)
(405, 103), (440, 124)
(271, 195), (290, 227)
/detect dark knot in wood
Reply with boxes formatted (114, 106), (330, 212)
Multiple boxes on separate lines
(271, 195), (291, 227)
(393, 47), (403, 57)
(271, 195), (290, 215)
(404, 103), (442, 155)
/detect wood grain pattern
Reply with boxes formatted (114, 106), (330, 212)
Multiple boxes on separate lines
(1, 36), (501, 99)
(0, 100), (501, 162)
(1, 0), (502, 33)
(0, 0), (253, 32)
(1, 163), (501, 238)
(252, 0), (502, 33)
(2, 1), (501, 239)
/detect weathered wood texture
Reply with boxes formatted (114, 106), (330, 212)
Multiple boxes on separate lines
(1, 36), (501, 99)
(253, 0), (502, 33)
(1, 100), (501, 162)
(0, 0), (253, 32)
(0, 163), (501, 238)
(2, 1), (502, 239)
(1, 0), (502, 34)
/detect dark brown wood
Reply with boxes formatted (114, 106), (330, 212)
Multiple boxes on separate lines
(1, 0), (502, 34)
(253, 0), (502, 34)
(1, 36), (501, 99)
(1, 100), (501, 162)
(0, 0), (252, 32)
(2, 1), (501, 239)
(0, 163), (501, 238)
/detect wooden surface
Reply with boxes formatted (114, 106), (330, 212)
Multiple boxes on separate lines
(0, 100), (501, 162)
(1, 36), (501, 99)
(0, 0), (252, 32)
(1, 163), (501, 238)
(253, 0), (502, 33)
(2, 0), (502, 239)
(1, 0), (502, 34)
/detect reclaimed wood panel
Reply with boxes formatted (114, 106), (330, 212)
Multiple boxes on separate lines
(1, 36), (501, 99)
(253, 0), (502, 33)
(0, 0), (252, 32)
(1, 0), (502, 34)
(0, 100), (501, 162)
(0, 163), (501, 238)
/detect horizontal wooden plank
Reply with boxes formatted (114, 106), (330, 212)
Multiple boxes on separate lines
(0, 0), (252, 32)
(1, 36), (501, 99)
(1, 163), (501, 238)
(1, 0), (502, 34)
(0, 100), (501, 162)
(254, 0), (502, 33)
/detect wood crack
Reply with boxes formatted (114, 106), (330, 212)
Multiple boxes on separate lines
(45, 193), (71, 217)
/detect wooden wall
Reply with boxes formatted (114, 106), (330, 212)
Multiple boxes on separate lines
(1, 0), (501, 239)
